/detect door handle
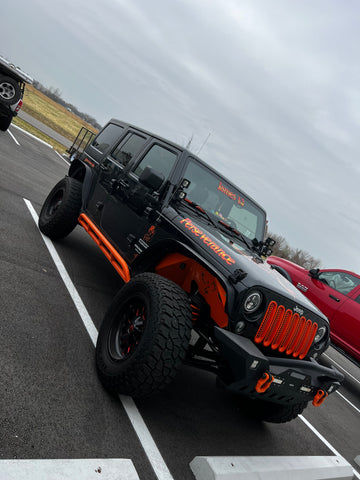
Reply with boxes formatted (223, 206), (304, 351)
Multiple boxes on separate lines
(110, 178), (120, 192)
(329, 294), (340, 302)
(119, 179), (130, 189)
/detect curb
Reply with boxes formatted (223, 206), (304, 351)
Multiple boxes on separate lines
(190, 456), (354, 480)
(0, 459), (140, 480)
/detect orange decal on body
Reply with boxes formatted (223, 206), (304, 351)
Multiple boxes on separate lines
(84, 157), (95, 168)
(180, 218), (235, 266)
(143, 225), (156, 243)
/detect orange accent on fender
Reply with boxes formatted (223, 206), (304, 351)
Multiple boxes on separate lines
(312, 389), (328, 407)
(155, 253), (228, 328)
(78, 213), (131, 283)
(255, 372), (274, 393)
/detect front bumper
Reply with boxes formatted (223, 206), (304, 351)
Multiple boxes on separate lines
(215, 327), (344, 406)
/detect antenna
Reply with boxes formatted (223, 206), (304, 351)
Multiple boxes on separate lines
(197, 132), (211, 155)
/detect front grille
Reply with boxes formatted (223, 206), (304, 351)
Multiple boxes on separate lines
(254, 301), (318, 359)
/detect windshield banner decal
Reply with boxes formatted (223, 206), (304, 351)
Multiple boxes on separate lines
(217, 182), (245, 206)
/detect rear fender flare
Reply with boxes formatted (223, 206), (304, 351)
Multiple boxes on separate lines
(68, 159), (94, 207)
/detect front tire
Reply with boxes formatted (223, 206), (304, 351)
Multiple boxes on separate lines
(38, 177), (82, 239)
(96, 273), (193, 398)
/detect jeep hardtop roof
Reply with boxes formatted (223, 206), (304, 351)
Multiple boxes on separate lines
(102, 118), (266, 217)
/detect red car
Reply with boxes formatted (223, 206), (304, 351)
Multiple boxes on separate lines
(267, 256), (360, 363)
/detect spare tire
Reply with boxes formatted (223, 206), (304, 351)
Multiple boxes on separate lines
(0, 75), (22, 105)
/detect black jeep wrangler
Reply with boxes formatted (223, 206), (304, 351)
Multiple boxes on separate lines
(39, 119), (343, 423)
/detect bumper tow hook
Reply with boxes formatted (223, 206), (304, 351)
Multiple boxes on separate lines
(255, 372), (274, 393)
(312, 389), (328, 407)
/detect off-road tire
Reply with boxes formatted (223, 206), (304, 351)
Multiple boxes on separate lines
(0, 75), (21, 105)
(247, 398), (307, 423)
(0, 115), (12, 132)
(38, 176), (82, 240)
(96, 273), (193, 398)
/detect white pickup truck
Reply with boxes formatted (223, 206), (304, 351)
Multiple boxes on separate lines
(0, 55), (33, 132)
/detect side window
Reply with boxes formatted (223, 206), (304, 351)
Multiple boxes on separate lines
(111, 133), (147, 167)
(318, 271), (360, 296)
(92, 124), (124, 153)
(133, 144), (177, 179)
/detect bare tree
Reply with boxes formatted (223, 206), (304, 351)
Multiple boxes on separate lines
(269, 232), (321, 270)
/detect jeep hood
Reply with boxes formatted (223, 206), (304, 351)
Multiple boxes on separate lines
(175, 212), (327, 320)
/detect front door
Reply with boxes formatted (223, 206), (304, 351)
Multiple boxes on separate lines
(89, 140), (180, 262)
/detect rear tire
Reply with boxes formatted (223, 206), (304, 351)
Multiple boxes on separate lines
(96, 273), (193, 398)
(38, 177), (82, 239)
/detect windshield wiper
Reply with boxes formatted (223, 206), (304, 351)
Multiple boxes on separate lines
(181, 198), (218, 228)
(217, 220), (254, 250)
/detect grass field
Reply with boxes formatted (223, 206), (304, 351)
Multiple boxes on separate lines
(12, 84), (98, 154)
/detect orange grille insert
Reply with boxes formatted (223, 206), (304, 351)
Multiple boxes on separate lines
(255, 301), (318, 359)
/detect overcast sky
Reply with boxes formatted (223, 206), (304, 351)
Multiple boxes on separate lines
(2, 0), (359, 272)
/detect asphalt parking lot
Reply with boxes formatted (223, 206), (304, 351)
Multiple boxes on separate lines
(1, 125), (359, 479)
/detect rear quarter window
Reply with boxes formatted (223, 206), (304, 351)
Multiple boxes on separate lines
(92, 124), (124, 153)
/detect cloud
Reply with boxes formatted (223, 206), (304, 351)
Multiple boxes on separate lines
(1, 0), (359, 271)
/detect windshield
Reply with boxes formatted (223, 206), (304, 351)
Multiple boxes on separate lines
(181, 158), (266, 241)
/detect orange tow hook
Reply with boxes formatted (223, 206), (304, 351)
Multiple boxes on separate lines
(255, 372), (274, 393)
(312, 389), (328, 407)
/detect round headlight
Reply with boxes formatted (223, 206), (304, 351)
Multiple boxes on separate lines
(314, 326), (327, 343)
(244, 291), (262, 313)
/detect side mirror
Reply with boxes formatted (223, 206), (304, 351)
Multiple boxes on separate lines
(309, 268), (320, 279)
(139, 166), (165, 191)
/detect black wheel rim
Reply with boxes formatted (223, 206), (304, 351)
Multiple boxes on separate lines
(108, 297), (147, 361)
(47, 190), (64, 216)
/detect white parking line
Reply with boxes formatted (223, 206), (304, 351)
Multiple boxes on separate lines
(23, 198), (174, 480)
(53, 149), (70, 166)
(300, 415), (360, 479)
(336, 391), (360, 414)
(7, 129), (20, 145)
(11, 123), (53, 147)
(323, 353), (360, 387)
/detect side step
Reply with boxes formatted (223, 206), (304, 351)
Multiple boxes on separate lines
(78, 213), (131, 283)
